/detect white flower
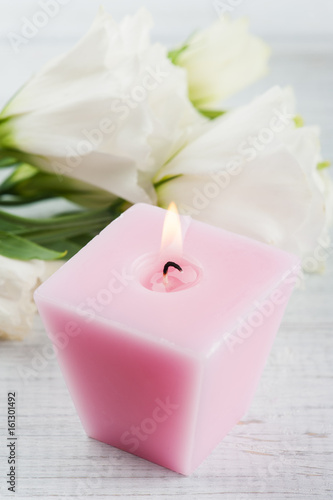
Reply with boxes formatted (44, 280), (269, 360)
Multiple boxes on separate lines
(0, 257), (62, 340)
(0, 8), (203, 204)
(173, 17), (270, 109)
(156, 86), (333, 270)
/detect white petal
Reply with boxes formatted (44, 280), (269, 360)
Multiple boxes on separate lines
(157, 147), (314, 255)
(283, 126), (333, 267)
(155, 86), (296, 181)
(176, 17), (270, 108)
(0, 256), (62, 340)
(1, 8), (154, 117)
(0, 8), (203, 204)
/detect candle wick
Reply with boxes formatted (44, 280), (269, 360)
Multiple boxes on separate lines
(163, 261), (183, 285)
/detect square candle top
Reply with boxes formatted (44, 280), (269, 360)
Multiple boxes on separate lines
(35, 203), (299, 358)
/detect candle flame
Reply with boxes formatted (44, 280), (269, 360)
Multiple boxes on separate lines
(161, 202), (182, 257)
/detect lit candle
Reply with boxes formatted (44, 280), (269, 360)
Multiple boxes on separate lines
(34, 203), (300, 475)
(136, 202), (202, 293)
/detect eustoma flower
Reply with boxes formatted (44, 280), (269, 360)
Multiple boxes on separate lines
(0, 256), (61, 340)
(156, 86), (333, 270)
(171, 16), (270, 110)
(0, 8), (203, 204)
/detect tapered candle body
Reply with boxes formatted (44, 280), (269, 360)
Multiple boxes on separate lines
(34, 204), (299, 475)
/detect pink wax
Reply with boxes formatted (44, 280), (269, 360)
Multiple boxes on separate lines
(34, 203), (300, 475)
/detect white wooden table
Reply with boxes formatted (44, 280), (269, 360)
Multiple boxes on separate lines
(1, 38), (333, 500)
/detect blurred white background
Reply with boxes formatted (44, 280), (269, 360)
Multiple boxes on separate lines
(1, 0), (332, 96)
(1, 0), (333, 43)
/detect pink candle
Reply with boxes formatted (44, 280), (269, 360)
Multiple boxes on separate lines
(34, 203), (300, 475)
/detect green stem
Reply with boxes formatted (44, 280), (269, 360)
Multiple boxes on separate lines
(0, 206), (117, 231)
(0, 148), (20, 167)
(19, 214), (115, 244)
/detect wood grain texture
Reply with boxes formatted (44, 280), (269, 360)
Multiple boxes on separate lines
(0, 41), (333, 499)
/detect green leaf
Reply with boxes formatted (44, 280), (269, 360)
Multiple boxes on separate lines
(0, 206), (114, 233)
(168, 44), (189, 64)
(317, 161), (331, 170)
(0, 216), (21, 232)
(0, 156), (19, 168)
(44, 233), (96, 259)
(19, 219), (104, 244)
(0, 165), (117, 208)
(154, 174), (182, 189)
(0, 201), (126, 261)
(293, 115), (304, 128)
(43, 239), (83, 259)
(198, 109), (226, 120)
(0, 231), (67, 260)
(0, 163), (38, 193)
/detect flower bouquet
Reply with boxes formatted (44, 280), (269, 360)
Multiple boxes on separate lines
(0, 8), (332, 339)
